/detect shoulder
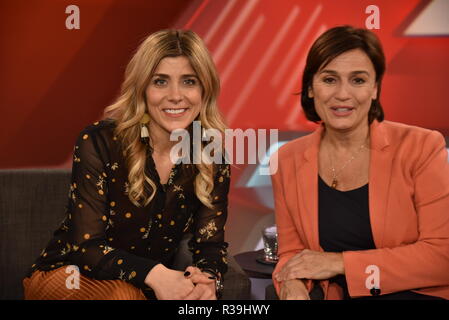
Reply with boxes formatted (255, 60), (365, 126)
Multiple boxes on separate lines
(74, 119), (117, 147)
(77, 119), (117, 140)
(273, 131), (316, 164)
(269, 131), (317, 178)
(212, 162), (231, 178)
(380, 120), (445, 149)
(378, 121), (447, 173)
(73, 119), (118, 159)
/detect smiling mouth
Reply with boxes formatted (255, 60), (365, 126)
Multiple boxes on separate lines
(330, 106), (354, 116)
(331, 106), (354, 112)
(163, 108), (188, 114)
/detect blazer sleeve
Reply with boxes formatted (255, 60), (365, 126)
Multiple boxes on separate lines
(343, 130), (449, 297)
(270, 152), (313, 295)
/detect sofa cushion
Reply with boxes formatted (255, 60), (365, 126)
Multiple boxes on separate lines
(0, 169), (250, 300)
(0, 169), (71, 299)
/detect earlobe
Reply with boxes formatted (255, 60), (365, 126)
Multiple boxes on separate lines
(308, 87), (313, 98)
(372, 84), (378, 100)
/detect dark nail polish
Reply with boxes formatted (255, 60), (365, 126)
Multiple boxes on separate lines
(184, 271), (191, 277)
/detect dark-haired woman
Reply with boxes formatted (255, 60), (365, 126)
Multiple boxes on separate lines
(271, 26), (449, 300)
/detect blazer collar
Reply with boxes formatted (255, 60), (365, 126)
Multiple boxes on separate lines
(296, 120), (392, 250)
(367, 120), (392, 248)
(370, 120), (390, 151)
(303, 120), (390, 161)
(303, 124), (324, 163)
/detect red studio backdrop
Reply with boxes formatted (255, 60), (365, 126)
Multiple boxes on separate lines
(1, 0), (448, 253)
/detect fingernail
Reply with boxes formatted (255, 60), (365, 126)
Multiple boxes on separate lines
(184, 271), (191, 277)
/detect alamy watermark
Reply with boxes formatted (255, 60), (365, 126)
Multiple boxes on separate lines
(65, 5), (80, 30)
(65, 265), (80, 289)
(170, 121), (279, 175)
(365, 5), (380, 30)
(365, 264), (381, 290)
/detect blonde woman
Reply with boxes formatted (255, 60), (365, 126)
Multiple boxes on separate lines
(23, 30), (230, 300)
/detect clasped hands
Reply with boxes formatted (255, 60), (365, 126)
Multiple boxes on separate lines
(273, 249), (344, 300)
(145, 264), (217, 300)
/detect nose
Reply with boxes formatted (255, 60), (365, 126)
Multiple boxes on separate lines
(334, 82), (351, 101)
(167, 83), (183, 104)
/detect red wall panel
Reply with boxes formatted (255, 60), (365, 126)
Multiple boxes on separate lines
(1, 0), (448, 169)
(0, 0), (190, 168)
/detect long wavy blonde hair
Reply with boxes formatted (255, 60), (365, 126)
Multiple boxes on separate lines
(104, 29), (226, 208)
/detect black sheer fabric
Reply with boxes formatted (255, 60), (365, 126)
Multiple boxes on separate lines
(318, 175), (443, 300)
(27, 120), (230, 291)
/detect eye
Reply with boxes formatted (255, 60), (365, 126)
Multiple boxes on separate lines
(152, 78), (167, 86)
(183, 78), (197, 86)
(323, 77), (336, 84)
(352, 77), (366, 85)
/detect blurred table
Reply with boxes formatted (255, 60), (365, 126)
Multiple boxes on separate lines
(234, 249), (276, 279)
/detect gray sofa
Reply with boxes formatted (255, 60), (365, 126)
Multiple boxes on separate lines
(0, 169), (251, 300)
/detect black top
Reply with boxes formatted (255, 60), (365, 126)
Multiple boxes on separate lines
(318, 175), (374, 299)
(318, 176), (375, 252)
(28, 120), (230, 291)
(317, 176), (443, 300)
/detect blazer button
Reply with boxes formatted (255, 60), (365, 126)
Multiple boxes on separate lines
(370, 288), (381, 296)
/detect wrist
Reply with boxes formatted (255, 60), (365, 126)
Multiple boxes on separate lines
(281, 279), (309, 298)
(334, 253), (345, 275)
(145, 263), (167, 288)
(200, 268), (223, 299)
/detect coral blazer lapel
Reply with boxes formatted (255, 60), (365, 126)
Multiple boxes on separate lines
(295, 125), (323, 252)
(294, 121), (392, 252)
(368, 121), (392, 248)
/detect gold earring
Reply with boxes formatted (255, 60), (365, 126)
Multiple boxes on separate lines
(140, 113), (150, 145)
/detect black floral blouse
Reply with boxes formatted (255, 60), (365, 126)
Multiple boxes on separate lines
(27, 119), (230, 292)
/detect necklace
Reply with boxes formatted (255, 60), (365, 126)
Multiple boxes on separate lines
(329, 143), (366, 189)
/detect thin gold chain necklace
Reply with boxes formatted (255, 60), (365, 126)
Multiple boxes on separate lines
(329, 143), (366, 189)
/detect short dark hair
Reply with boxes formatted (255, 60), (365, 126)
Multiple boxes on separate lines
(301, 25), (385, 123)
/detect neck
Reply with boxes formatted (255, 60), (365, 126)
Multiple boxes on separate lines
(148, 124), (176, 155)
(322, 122), (370, 151)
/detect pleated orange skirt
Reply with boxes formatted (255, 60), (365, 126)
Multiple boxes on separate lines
(23, 266), (148, 300)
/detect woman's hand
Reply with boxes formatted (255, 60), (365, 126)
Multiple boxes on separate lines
(144, 264), (195, 300)
(275, 249), (344, 282)
(279, 279), (310, 300)
(183, 266), (217, 300)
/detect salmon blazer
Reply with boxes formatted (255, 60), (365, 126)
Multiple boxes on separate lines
(271, 120), (449, 299)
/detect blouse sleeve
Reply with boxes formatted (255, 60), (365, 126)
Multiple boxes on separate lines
(188, 163), (230, 277)
(66, 127), (158, 289)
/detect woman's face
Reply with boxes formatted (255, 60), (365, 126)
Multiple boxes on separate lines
(145, 56), (202, 136)
(308, 49), (378, 132)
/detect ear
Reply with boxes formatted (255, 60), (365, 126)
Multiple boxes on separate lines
(371, 82), (378, 100)
(308, 86), (314, 98)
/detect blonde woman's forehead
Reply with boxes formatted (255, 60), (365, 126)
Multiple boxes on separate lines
(154, 56), (197, 76)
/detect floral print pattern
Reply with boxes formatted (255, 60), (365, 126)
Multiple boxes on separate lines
(27, 120), (230, 290)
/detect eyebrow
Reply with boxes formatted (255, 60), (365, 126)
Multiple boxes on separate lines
(152, 73), (198, 78)
(319, 69), (370, 76)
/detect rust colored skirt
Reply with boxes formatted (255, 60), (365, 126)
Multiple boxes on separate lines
(23, 266), (148, 300)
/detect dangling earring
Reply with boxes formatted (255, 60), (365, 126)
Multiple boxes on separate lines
(140, 113), (150, 145)
(202, 125), (208, 140)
